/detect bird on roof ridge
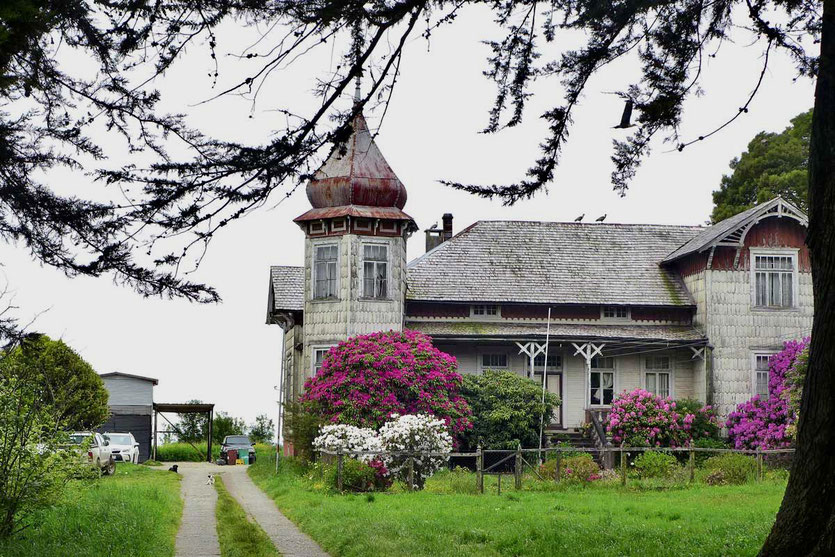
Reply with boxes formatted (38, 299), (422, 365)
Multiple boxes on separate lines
(575, 213), (585, 222)
(596, 214), (607, 222)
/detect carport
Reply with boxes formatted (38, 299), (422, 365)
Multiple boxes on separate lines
(152, 402), (215, 463)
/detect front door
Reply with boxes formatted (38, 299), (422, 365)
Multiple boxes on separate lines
(535, 372), (563, 427)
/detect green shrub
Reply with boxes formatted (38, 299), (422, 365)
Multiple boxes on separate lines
(633, 451), (678, 479)
(693, 438), (730, 466)
(155, 443), (221, 462)
(703, 453), (756, 485)
(460, 370), (560, 450)
(283, 401), (324, 462)
(539, 453), (600, 482)
(327, 458), (379, 492)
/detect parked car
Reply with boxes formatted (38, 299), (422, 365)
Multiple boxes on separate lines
(69, 432), (116, 475)
(220, 435), (256, 464)
(104, 432), (140, 464)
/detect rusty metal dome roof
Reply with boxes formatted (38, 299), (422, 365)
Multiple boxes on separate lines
(306, 112), (407, 209)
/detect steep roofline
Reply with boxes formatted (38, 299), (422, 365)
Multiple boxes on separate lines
(100, 372), (159, 385)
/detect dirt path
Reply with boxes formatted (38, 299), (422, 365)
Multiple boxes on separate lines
(173, 462), (221, 557)
(222, 464), (329, 557)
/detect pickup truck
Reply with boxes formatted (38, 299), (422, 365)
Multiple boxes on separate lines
(69, 432), (116, 475)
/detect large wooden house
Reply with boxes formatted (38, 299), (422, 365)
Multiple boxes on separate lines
(267, 110), (812, 436)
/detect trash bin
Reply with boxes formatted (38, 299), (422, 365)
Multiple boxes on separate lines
(241, 454), (249, 465)
(227, 449), (238, 465)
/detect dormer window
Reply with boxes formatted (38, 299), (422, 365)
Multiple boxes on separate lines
(472, 305), (499, 317)
(602, 306), (629, 319)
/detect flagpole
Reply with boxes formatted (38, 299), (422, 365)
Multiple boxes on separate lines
(538, 308), (552, 464)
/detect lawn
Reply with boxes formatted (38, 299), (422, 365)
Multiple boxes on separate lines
(215, 475), (277, 557)
(0, 464), (183, 557)
(248, 453), (786, 557)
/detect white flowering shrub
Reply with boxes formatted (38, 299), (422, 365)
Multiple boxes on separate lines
(312, 424), (382, 463)
(378, 414), (453, 489)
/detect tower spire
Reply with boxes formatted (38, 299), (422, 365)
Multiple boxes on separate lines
(351, 18), (363, 105)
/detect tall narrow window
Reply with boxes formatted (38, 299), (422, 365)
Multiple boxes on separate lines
(754, 354), (772, 398)
(313, 245), (338, 299)
(754, 254), (795, 308)
(312, 348), (332, 375)
(590, 357), (615, 405)
(645, 356), (672, 398)
(362, 244), (388, 299)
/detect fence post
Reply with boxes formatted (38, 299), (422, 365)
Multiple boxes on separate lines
(476, 444), (484, 494)
(555, 450), (561, 483)
(620, 445), (627, 487)
(497, 474), (502, 495)
(337, 450), (344, 492)
(407, 455), (415, 491)
(689, 448), (695, 483)
(756, 447), (763, 482)
(514, 443), (522, 490)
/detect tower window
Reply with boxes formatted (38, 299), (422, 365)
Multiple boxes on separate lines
(362, 244), (388, 299)
(313, 245), (338, 299)
(753, 253), (796, 308)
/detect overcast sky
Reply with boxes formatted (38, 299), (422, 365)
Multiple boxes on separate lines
(1, 6), (815, 431)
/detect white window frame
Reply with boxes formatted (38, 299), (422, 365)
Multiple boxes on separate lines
(331, 219), (346, 233)
(588, 356), (616, 407)
(471, 304), (501, 318)
(311, 346), (335, 376)
(750, 248), (799, 310)
(360, 242), (391, 300)
(312, 242), (340, 300)
(643, 355), (674, 398)
(601, 306), (630, 320)
(751, 350), (777, 398)
(480, 352), (509, 371)
(309, 221), (326, 235)
(354, 219), (372, 232)
(379, 220), (398, 233)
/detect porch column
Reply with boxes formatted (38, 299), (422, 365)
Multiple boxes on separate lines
(571, 342), (605, 409)
(516, 342), (547, 379)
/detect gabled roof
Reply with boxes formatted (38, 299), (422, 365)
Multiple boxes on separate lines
(268, 266), (304, 313)
(407, 221), (702, 306)
(663, 197), (808, 263)
(99, 372), (158, 385)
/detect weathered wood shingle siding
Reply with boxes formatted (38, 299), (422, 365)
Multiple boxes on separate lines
(102, 376), (153, 406)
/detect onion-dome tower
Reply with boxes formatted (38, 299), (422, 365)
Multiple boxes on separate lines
(294, 84), (417, 378)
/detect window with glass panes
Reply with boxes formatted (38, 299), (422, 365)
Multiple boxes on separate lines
(482, 353), (508, 368)
(645, 356), (671, 397)
(754, 254), (795, 308)
(362, 244), (388, 299)
(590, 356), (615, 405)
(312, 348), (331, 375)
(603, 306), (629, 319)
(313, 245), (338, 299)
(754, 354), (771, 397)
(472, 305), (499, 316)
(533, 353), (562, 369)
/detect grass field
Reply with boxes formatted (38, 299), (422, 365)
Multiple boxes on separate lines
(248, 453), (786, 557)
(155, 442), (222, 462)
(0, 464), (182, 557)
(215, 476), (278, 557)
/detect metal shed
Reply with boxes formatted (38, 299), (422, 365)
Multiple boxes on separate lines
(98, 372), (158, 462)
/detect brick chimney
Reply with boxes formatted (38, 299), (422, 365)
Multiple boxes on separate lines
(424, 213), (454, 252)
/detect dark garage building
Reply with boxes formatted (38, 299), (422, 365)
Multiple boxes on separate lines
(98, 372), (158, 462)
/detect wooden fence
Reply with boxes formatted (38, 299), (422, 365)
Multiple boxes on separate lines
(317, 445), (795, 494)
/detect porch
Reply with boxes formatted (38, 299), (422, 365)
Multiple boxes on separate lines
(421, 326), (709, 430)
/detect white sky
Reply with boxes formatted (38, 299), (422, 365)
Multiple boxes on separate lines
(0, 6), (815, 429)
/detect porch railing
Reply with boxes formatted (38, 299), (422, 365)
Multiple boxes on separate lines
(586, 408), (614, 469)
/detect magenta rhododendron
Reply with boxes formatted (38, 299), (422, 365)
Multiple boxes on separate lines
(726, 338), (810, 450)
(300, 330), (472, 438)
(606, 389), (696, 447)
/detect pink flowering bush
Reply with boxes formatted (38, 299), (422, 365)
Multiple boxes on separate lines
(606, 389), (691, 447)
(300, 330), (472, 438)
(726, 338), (810, 450)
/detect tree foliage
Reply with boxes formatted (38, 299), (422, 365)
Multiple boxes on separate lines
(249, 413), (275, 444)
(212, 411), (246, 445)
(712, 110), (812, 222)
(459, 370), (560, 450)
(0, 334), (109, 430)
(176, 399), (208, 443)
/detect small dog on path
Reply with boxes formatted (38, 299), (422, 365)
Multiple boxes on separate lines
(206, 474), (215, 485)
(168, 464), (179, 473)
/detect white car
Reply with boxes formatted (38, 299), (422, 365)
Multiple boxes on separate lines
(69, 432), (116, 475)
(104, 432), (140, 464)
